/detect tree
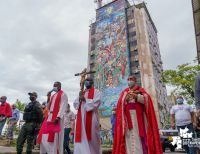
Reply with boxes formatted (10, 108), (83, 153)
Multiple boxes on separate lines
(15, 99), (25, 111)
(162, 61), (200, 104)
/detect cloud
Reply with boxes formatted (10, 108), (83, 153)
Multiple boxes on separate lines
(0, 0), (197, 107)
(0, 0), (94, 105)
(145, 0), (196, 69)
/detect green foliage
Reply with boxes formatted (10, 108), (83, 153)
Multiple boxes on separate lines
(162, 61), (200, 104)
(15, 99), (25, 111)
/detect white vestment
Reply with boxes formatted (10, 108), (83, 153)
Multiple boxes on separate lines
(125, 94), (148, 154)
(73, 89), (102, 154)
(40, 92), (68, 154)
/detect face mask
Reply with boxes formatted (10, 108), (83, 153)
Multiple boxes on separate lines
(176, 98), (184, 104)
(128, 81), (136, 88)
(112, 111), (116, 114)
(0, 99), (5, 103)
(52, 87), (58, 92)
(30, 96), (36, 102)
(85, 81), (92, 89)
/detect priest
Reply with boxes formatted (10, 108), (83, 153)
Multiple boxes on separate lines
(73, 77), (102, 154)
(38, 81), (68, 154)
(112, 75), (162, 154)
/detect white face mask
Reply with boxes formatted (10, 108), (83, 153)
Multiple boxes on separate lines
(128, 81), (136, 88)
(52, 87), (58, 92)
(112, 111), (116, 114)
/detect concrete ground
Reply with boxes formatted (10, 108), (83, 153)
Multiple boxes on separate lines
(0, 146), (113, 154)
(0, 146), (186, 154)
(164, 149), (186, 154)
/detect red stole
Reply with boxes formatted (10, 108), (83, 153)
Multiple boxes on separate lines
(48, 90), (63, 142)
(37, 90), (63, 144)
(124, 102), (145, 137)
(75, 87), (94, 142)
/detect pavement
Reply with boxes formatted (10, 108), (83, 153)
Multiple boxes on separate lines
(164, 149), (186, 154)
(0, 146), (186, 154)
(0, 146), (113, 154)
(0, 146), (40, 154)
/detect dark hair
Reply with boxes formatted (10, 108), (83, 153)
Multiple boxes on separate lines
(55, 81), (61, 86)
(0, 96), (7, 100)
(128, 75), (137, 81)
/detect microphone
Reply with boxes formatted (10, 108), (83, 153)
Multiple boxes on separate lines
(74, 71), (96, 76)
(47, 89), (55, 96)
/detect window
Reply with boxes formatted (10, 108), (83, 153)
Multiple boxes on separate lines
(134, 49), (138, 55)
(128, 19), (133, 24)
(127, 11), (131, 17)
(91, 29), (96, 35)
(129, 37), (136, 42)
(131, 64), (140, 72)
(127, 9), (134, 17)
(91, 45), (95, 51)
(130, 46), (135, 51)
(129, 31), (136, 37)
(130, 40), (137, 47)
(91, 38), (95, 43)
(132, 69), (140, 74)
(128, 28), (135, 33)
(90, 63), (95, 69)
(90, 54), (95, 61)
(128, 22), (135, 28)
(132, 61), (139, 66)
(133, 55), (139, 61)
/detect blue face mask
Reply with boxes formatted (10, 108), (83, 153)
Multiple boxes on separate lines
(85, 81), (92, 89)
(176, 98), (184, 104)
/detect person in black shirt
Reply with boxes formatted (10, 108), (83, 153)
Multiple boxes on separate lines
(16, 92), (43, 154)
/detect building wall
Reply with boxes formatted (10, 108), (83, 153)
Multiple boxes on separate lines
(126, 6), (141, 86)
(88, 0), (168, 127)
(88, 0), (131, 117)
(127, 3), (169, 127)
(192, 0), (200, 63)
(88, 23), (96, 70)
(142, 6), (168, 126)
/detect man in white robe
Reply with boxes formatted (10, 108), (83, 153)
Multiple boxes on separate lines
(38, 81), (68, 154)
(74, 77), (102, 154)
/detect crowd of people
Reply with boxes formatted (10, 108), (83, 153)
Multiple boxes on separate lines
(0, 73), (199, 154)
(0, 75), (161, 154)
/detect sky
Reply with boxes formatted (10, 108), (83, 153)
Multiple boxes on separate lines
(0, 0), (197, 107)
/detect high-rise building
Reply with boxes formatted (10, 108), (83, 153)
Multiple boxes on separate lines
(191, 0), (200, 63)
(88, 0), (168, 127)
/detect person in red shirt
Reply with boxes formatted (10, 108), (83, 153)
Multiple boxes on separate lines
(0, 96), (12, 136)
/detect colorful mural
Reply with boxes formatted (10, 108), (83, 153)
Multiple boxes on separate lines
(94, 0), (130, 116)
